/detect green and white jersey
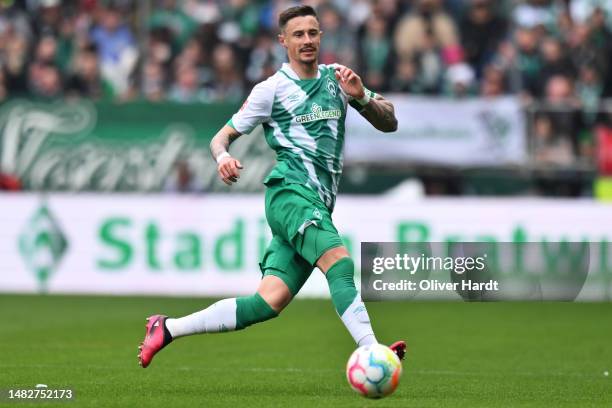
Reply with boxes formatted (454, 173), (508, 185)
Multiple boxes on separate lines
(228, 63), (367, 211)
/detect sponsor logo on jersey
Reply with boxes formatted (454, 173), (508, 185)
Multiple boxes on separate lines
(294, 103), (341, 124)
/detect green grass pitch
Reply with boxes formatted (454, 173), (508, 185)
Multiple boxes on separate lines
(0, 295), (611, 407)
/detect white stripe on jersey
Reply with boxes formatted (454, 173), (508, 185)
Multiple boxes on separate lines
(275, 80), (318, 154)
(326, 117), (341, 196)
(268, 119), (330, 206)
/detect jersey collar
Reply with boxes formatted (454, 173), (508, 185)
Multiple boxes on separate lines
(281, 63), (321, 80)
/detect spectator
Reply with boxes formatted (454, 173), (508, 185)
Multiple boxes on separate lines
(168, 63), (203, 103)
(318, 5), (354, 66)
(147, 27), (174, 67)
(55, 14), (78, 74)
(570, 1), (612, 29)
(444, 62), (477, 97)
(480, 64), (506, 97)
(27, 35), (61, 98)
(32, 0), (63, 39)
(200, 43), (244, 103)
(0, 0), (609, 107)
(245, 31), (284, 85)
(66, 45), (114, 100)
(2, 31), (30, 96)
(394, 0), (460, 61)
(28, 62), (62, 100)
(445, 0), (469, 21)
(412, 29), (445, 94)
(142, 59), (167, 102)
(344, 0), (372, 29)
(588, 7), (612, 80)
(32, 34), (58, 67)
(460, 0), (508, 78)
(90, 5), (138, 98)
(567, 23), (603, 75)
(554, 8), (573, 41)
(358, 13), (393, 91)
(539, 36), (576, 94)
(148, 0), (198, 49)
(0, 1), (32, 41)
(370, 0), (405, 35)
(389, 57), (425, 93)
(576, 65), (603, 126)
(183, 0), (222, 26)
(217, 0), (260, 47)
(513, 0), (559, 31)
(174, 37), (204, 68)
(514, 27), (542, 97)
(533, 75), (582, 165)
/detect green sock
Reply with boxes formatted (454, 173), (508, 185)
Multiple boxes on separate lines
(325, 257), (358, 316)
(235, 293), (278, 330)
(326, 257), (377, 345)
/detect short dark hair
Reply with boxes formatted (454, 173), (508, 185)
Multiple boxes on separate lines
(278, 5), (318, 30)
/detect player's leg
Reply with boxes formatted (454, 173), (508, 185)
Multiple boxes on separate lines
(164, 275), (289, 338)
(139, 237), (307, 368)
(313, 240), (377, 346)
(297, 226), (406, 359)
(138, 276), (290, 368)
(264, 182), (405, 357)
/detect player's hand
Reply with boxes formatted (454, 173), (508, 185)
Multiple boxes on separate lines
(334, 65), (365, 100)
(217, 156), (243, 185)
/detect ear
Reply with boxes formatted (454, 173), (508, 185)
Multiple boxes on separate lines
(278, 33), (287, 49)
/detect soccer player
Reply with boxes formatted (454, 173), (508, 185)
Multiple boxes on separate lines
(139, 5), (405, 368)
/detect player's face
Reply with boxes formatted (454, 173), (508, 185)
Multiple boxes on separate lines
(279, 15), (321, 65)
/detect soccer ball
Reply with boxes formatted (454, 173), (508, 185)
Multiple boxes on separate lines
(346, 343), (402, 398)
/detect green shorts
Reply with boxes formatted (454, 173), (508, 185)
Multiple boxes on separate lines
(259, 181), (343, 296)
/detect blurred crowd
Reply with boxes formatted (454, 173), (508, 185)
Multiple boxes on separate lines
(0, 0), (611, 105)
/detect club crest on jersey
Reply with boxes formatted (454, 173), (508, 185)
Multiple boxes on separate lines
(326, 78), (337, 97)
(294, 103), (341, 124)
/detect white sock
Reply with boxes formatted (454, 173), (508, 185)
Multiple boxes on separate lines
(165, 298), (237, 338)
(340, 296), (378, 346)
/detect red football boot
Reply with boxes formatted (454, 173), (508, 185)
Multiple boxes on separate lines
(389, 340), (407, 361)
(138, 315), (173, 368)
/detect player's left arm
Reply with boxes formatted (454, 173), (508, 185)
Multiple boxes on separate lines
(335, 65), (398, 133)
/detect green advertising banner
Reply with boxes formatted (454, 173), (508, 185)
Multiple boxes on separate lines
(0, 99), (275, 192)
(1, 194), (611, 299)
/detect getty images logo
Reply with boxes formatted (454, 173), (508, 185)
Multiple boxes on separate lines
(18, 203), (68, 291)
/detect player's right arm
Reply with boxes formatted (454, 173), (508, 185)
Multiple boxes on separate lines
(209, 78), (275, 186)
(210, 125), (244, 185)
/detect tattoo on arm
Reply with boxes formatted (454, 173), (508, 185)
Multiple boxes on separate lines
(210, 125), (242, 161)
(359, 95), (398, 132)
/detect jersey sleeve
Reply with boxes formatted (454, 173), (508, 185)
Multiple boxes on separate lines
(227, 80), (275, 134)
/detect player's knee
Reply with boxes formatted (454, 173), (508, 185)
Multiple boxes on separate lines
(258, 290), (291, 314)
(318, 246), (351, 273)
(257, 275), (293, 313)
(235, 293), (279, 329)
